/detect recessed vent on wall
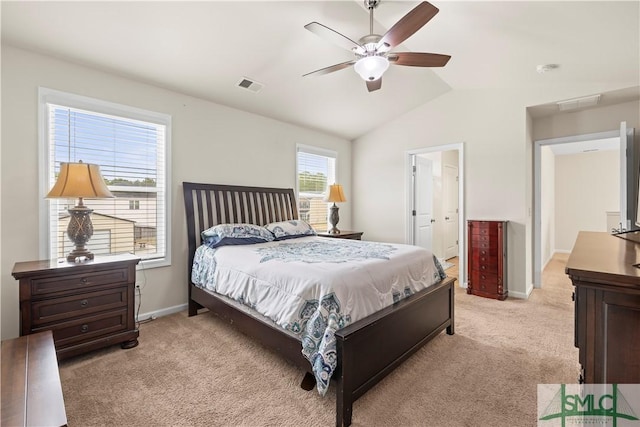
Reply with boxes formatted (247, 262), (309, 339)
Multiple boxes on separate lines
(556, 94), (601, 111)
(236, 77), (264, 93)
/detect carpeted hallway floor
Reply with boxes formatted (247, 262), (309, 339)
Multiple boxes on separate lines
(58, 253), (578, 426)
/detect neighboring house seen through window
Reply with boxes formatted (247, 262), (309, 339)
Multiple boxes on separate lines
(296, 145), (336, 232)
(39, 88), (171, 267)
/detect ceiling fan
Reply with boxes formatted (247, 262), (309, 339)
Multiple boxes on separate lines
(303, 0), (451, 92)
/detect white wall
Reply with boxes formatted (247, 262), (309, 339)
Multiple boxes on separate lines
(554, 150), (620, 252)
(352, 85), (636, 298)
(0, 46), (352, 339)
(540, 146), (555, 267)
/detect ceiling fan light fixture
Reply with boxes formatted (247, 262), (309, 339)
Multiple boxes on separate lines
(354, 56), (389, 81)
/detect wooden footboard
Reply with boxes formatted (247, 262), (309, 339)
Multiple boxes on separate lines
(334, 276), (455, 426)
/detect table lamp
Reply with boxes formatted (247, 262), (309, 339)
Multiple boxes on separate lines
(46, 161), (114, 262)
(326, 184), (346, 234)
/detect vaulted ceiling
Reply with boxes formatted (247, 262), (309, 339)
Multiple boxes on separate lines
(2, 1), (639, 139)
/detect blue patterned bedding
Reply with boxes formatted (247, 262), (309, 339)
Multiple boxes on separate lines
(191, 236), (446, 396)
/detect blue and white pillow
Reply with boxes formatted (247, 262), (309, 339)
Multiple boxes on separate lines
(201, 223), (274, 248)
(265, 220), (316, 240)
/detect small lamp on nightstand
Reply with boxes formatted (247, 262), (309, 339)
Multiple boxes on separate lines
(326, 184), (346, 234)
(46, 161), (114, 262)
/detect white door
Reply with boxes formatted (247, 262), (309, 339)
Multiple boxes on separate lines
(443, 164), (459, 259)
(413, 156), (434, 250)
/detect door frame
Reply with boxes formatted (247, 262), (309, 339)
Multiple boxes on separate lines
(405, 142), (466, 287)
(532, 127), (632, 288)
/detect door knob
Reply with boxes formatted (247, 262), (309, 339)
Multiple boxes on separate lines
(431, 219), (436, 223)
(445, 216), (450, 220)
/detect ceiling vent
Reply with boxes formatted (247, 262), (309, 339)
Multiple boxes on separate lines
(236, 77), (264, 93)
(557, 94), (601, 111)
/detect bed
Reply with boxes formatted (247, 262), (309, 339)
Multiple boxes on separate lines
(183, 182), (456, 426)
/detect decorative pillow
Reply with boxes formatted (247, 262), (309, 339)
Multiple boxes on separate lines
(265, 220), (316, 240)
(201, 223), (274, 248)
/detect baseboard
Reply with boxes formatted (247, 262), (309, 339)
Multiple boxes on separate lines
(137, 303), (188, 321)
(508, 284), (533, 299)
(554, 249), (571, 254)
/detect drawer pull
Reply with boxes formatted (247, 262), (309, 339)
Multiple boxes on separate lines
(481, 266), (486, 270)
(481, 250), (486, 255)
(80, 299), (89, 307)
(481, 275), (486, 280)
(80, 324), (89, 333)
(81, 277), (89, 284)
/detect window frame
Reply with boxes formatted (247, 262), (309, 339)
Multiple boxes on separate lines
(295, 144), (338, 230)
(38, 87), (172, 269)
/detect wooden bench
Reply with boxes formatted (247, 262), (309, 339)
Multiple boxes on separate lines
(1, 330), (67, 426)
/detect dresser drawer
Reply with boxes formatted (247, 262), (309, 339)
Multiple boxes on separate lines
(471, 234), (499, 245)
(31, 287), (128, 327)
(30, 268), (130, 297)
(470, 271), (502, 288)
(472, 260), (498, 274)
(34, 309), (129, 348)
(469, 222), (499, 235)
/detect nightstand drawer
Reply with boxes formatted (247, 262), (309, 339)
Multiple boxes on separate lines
(35, 309), (129, 348)
(31, 287), (128, 326)
(30, 268), (130, 296)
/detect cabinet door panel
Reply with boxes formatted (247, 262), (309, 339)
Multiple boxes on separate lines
(598, 290), (640, 383)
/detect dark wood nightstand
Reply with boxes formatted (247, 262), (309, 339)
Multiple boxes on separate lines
(316, 230), (364, 240)
(12, 253), (140, 360)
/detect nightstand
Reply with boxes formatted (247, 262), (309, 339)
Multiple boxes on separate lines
(12, 253), (140, 360)
(317, 230), (364, 240)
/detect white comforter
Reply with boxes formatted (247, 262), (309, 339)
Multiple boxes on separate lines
(191, 236), (446, 395)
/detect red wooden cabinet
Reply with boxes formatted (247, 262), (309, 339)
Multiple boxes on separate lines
(467, 220), (508, 300)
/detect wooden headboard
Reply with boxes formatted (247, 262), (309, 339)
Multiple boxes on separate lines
(182, 182), (299, 280)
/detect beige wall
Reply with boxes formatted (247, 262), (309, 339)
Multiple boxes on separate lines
(1, 45), (352, 339)
(352, 85), (637, 298)
(555, 150), (620, 252)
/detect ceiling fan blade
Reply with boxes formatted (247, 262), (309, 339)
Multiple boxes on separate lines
(388, 52), (451, 67)
(366, 79), (382, 92)
(303, 60), (356, 77)
(377, 2), (439, 50)
(304, 22), (362, 53)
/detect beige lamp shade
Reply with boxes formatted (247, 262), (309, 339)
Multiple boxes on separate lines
(46, 161), (114, 199)
(326, 184), (346, 203)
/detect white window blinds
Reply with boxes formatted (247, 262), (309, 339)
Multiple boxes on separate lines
(42, 91), (170, 266)
(296, 146), (336, 231)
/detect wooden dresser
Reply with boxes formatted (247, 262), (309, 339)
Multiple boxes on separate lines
(12, 254), (140, 360)
(1, 331), (67, 427)
(565, 231), (640, 383)
(467, 220), (508, 300)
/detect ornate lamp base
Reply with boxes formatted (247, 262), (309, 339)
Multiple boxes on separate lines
(328, 203), (341, 234)
(66, 205), (95, 262)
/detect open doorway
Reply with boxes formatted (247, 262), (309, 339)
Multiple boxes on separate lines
(533, 123), (635, 288)
(406, 143), (465, 287)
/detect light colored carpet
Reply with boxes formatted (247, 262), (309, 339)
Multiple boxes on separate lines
(58, 254), (578, 426)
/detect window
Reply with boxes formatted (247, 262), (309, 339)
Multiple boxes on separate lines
(296, 145), (337, 231)
(39, 88), (171, 267)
